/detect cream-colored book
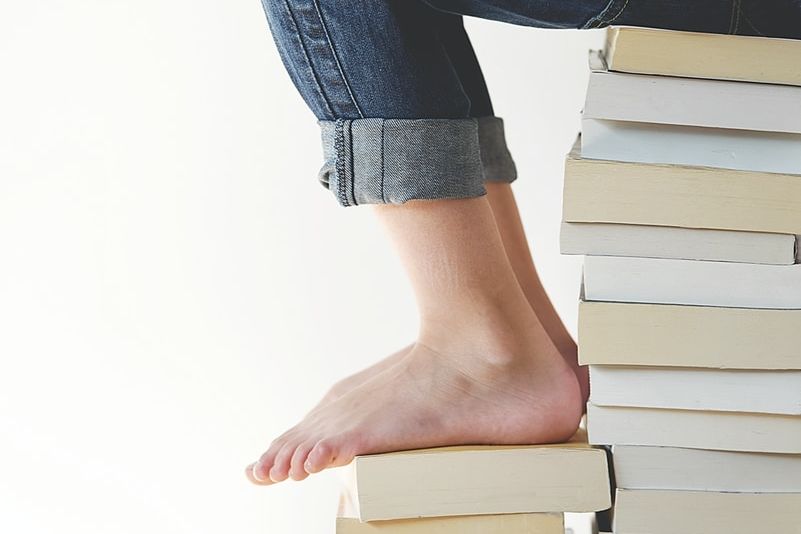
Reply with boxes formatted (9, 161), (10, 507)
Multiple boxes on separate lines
(587, 404), (801, 454)
(562, 141), (801, 235)
(336, 489), (564, 534)
(604, 26), (801, 86)
(613, 489), (801, 534)
(341, 429), (610, 521)
(578, 300), (801, 370)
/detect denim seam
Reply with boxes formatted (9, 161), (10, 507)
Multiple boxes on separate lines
(278, 0), (334, 117)
(333, 119), (349, 206)
(601, 0), (631, 26)
(583, 0), (624, 28)
(311, 0), (365, 118)
(728, 0), (738, 33)
(380, 121), (386, 203)
(741, 11), (765, 36)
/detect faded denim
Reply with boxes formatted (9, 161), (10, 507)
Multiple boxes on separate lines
(261, 0), (801, 206)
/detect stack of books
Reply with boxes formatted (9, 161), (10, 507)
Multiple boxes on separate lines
(562, 27), (801, 533)
(334, 429), (611, 533)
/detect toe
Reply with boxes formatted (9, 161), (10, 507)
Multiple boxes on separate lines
(253, 442), (283, 482)
(254, 426), (305, 478)
(245, 462), (274, 485)
(305, 438), (339, 474)
(268, 443), (296, 483)
(288, 441), (316, 481)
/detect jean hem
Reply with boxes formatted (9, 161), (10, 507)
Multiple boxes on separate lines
(317, 116), (515, 206)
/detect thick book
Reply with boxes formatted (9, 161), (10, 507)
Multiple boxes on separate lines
(587, 404), (801, 454)
(581, 119), (801, 174)
(583, 255), (801, 309)
(604, 26), (801, 86)
(560, 222), (795, 265)
(589, 365), (801, 415)
(613, 489), (801, 534)
(337, 497), (563, 534)
(578, 300), (801, 370)
(562, 141), (801, 235)
(584, 66), (801, 134)
(340, 429), (610, 521)
(612, 445), (801, 493)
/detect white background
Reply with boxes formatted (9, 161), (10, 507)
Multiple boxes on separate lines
(0, 2), (603, 532)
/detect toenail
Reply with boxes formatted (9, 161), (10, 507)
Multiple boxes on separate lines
(251, 463), (267, 482)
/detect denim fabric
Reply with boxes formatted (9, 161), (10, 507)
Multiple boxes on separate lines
(261, 0), (801, 206)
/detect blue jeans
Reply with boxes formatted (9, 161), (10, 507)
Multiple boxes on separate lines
(261, 0), (801, 206)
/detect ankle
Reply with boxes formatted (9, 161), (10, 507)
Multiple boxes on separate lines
(418, 297), (557, 367)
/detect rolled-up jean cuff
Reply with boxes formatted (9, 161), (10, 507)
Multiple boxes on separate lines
(317, 117), (516, 207)
(477, 116), (517, 184)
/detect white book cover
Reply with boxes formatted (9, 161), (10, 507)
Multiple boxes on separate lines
(587, 403), (801, 454)
(612, 445), (801, 493)
(584, 68), (801, 134)
(581, 118), (801, 175)
(589, 365), (801, 415)
(560, 222), (795, 265)
(613, 489), (801, 534)
(583, 255), (801, 309)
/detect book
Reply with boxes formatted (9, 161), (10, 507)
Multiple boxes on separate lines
(584, 66), (801, 134)
(335, 515), (563, 534)
(562, 141), (801, 235)
(589, 365), (801, 415)
(340, 429), (610, 521)
(612, 445), (801, 493)
(582, 255), (801, 309)
(560, 222), (795, 265)
(337, 506), (563, 534)
(604, 26), (801, 86)
(613, 489), (801, 534)
(587, 404), (801, 454)
(578, 300), (801, 370)
(581, 119), (801, 174)
(336, 476), (566, 533)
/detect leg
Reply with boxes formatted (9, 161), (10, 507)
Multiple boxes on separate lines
(250, 197), (582, 484)
(299, 10), (585, 413)
(434, 13), (589, 402)
(486, 182), (589, 401)
(247, 0), (609, 486)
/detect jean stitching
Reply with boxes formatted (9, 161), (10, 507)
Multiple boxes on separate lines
(380, 120), (386, 203)
(349, 121), (358, 206)
(741, 11), (765, 36)
(311, 0), (365, 119)
(733, 0), (743, 34)
(602, 0), (631, 25)
(278, 0), (334, 117)
(334, 119), (350, 206)
(728, 0), (738, 33)
(583, 0), (621, 28)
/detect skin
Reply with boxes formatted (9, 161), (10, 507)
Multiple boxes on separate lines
(245, 184), (586, 486)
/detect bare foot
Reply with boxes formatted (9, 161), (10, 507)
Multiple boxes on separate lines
(315, 344), (413, 407)
(246, 323), (582, 485)
(245, 196), (585, 486)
